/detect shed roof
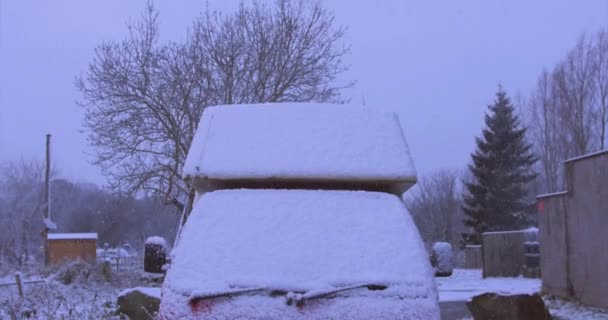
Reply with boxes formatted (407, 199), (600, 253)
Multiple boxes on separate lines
(183, 103), (416, 188)
(47, 233), (98, 240)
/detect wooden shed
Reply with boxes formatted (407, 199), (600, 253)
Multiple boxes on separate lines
(47, 233), (98, 264)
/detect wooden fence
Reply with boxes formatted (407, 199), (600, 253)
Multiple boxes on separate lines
(97, 248), (142, 273)
(0, 273), (47, 298)
(481, 229), (538, 278)
(464, 245), (482, 269)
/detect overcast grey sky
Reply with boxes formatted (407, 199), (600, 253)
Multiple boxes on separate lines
(1, 1), (607, 185)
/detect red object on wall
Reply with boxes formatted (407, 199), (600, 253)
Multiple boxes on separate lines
(537, 200), (545, 213)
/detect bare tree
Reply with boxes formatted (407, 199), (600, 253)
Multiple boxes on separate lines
(76, 4), (209, 211)
(405, 170), (464, 246)
(0, 160), (45, 267)
(0, 159), (184, 268)
(192, 0), (351, 104)
(553, 34), (598, 157)
(528, 28), (608, 192)
(593, 29), (608, 149)
(76, 0), (351, 210)
(529, 70), (566, 192)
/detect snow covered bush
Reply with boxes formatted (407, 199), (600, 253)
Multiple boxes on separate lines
(144, 236), (168, 274)
(47, 260), (142, 289)
(432, 242), (454, 277)
(52, 261), (99, 285)
(0, 282), (118, 320)
(0, 264), (160, 319)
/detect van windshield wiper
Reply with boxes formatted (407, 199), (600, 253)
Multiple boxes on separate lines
(190, 287), (267, 301)
(189, 286), (298, 302)
(189, 282), (388, 306)
(286, 283), (388, 306)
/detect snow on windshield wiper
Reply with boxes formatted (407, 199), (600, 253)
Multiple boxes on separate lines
(189, 286), (299, 302)
(285, 283), (388, 306)
(189, 283), (387, 306)
(190, 287), (267, 301)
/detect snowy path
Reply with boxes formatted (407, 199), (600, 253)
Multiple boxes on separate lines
(436, 269), (540, 302)
(436, 269), (608, 320)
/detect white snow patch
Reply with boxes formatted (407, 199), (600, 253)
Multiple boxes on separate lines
(43, 218), (57, 230)
(118, 286), (161, 299)
(183, 103), (416, 182)
(564, 149), (608, 163)
(47, 233), (97, 240)
(545, 296), (608, 320)
(536, 191), (568, 199)
(96, 248), (133, 258)
(436, 269), (540, 302)
(483, 227), (538, 236)
(145, 236), (168, 248)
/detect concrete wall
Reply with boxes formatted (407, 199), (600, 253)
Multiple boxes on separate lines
(538, 193), (569, 297)
(564, 152), (608, 308)
(537, 150), (608, 309)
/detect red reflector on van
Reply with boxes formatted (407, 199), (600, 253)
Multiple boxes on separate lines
(189, 298), (216, 314)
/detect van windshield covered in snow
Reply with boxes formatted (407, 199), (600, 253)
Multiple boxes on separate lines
(164, 189), (435, 297)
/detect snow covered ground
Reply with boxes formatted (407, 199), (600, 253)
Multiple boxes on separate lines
(0, 279), (119, 319)
(0, 263), (153, 320)
(545, 296), (608, 320)
(437, 269), (608, 320)
(2, 268), (608, 319)
(436, 268), (540, 302)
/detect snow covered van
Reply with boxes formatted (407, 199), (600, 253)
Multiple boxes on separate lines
(159, 103), (440, 319)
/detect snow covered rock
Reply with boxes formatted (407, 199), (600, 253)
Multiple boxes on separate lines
(467, 292), (553, 320)
(117, 287), (161, 320)
(431, 242), (454, 277)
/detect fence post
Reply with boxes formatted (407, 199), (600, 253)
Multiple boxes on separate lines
(15, 272), (24, 298)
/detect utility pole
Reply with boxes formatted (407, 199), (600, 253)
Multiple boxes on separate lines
(42, 134), (51, 266)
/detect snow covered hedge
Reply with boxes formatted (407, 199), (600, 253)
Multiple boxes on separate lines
(431, 242), (453, 277)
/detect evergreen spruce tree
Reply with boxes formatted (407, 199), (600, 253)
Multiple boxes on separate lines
(462, 88), (537, 244)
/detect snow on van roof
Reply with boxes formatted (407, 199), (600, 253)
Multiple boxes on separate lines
(165, 189), (435, 298)
(183, 103), (416, 182)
